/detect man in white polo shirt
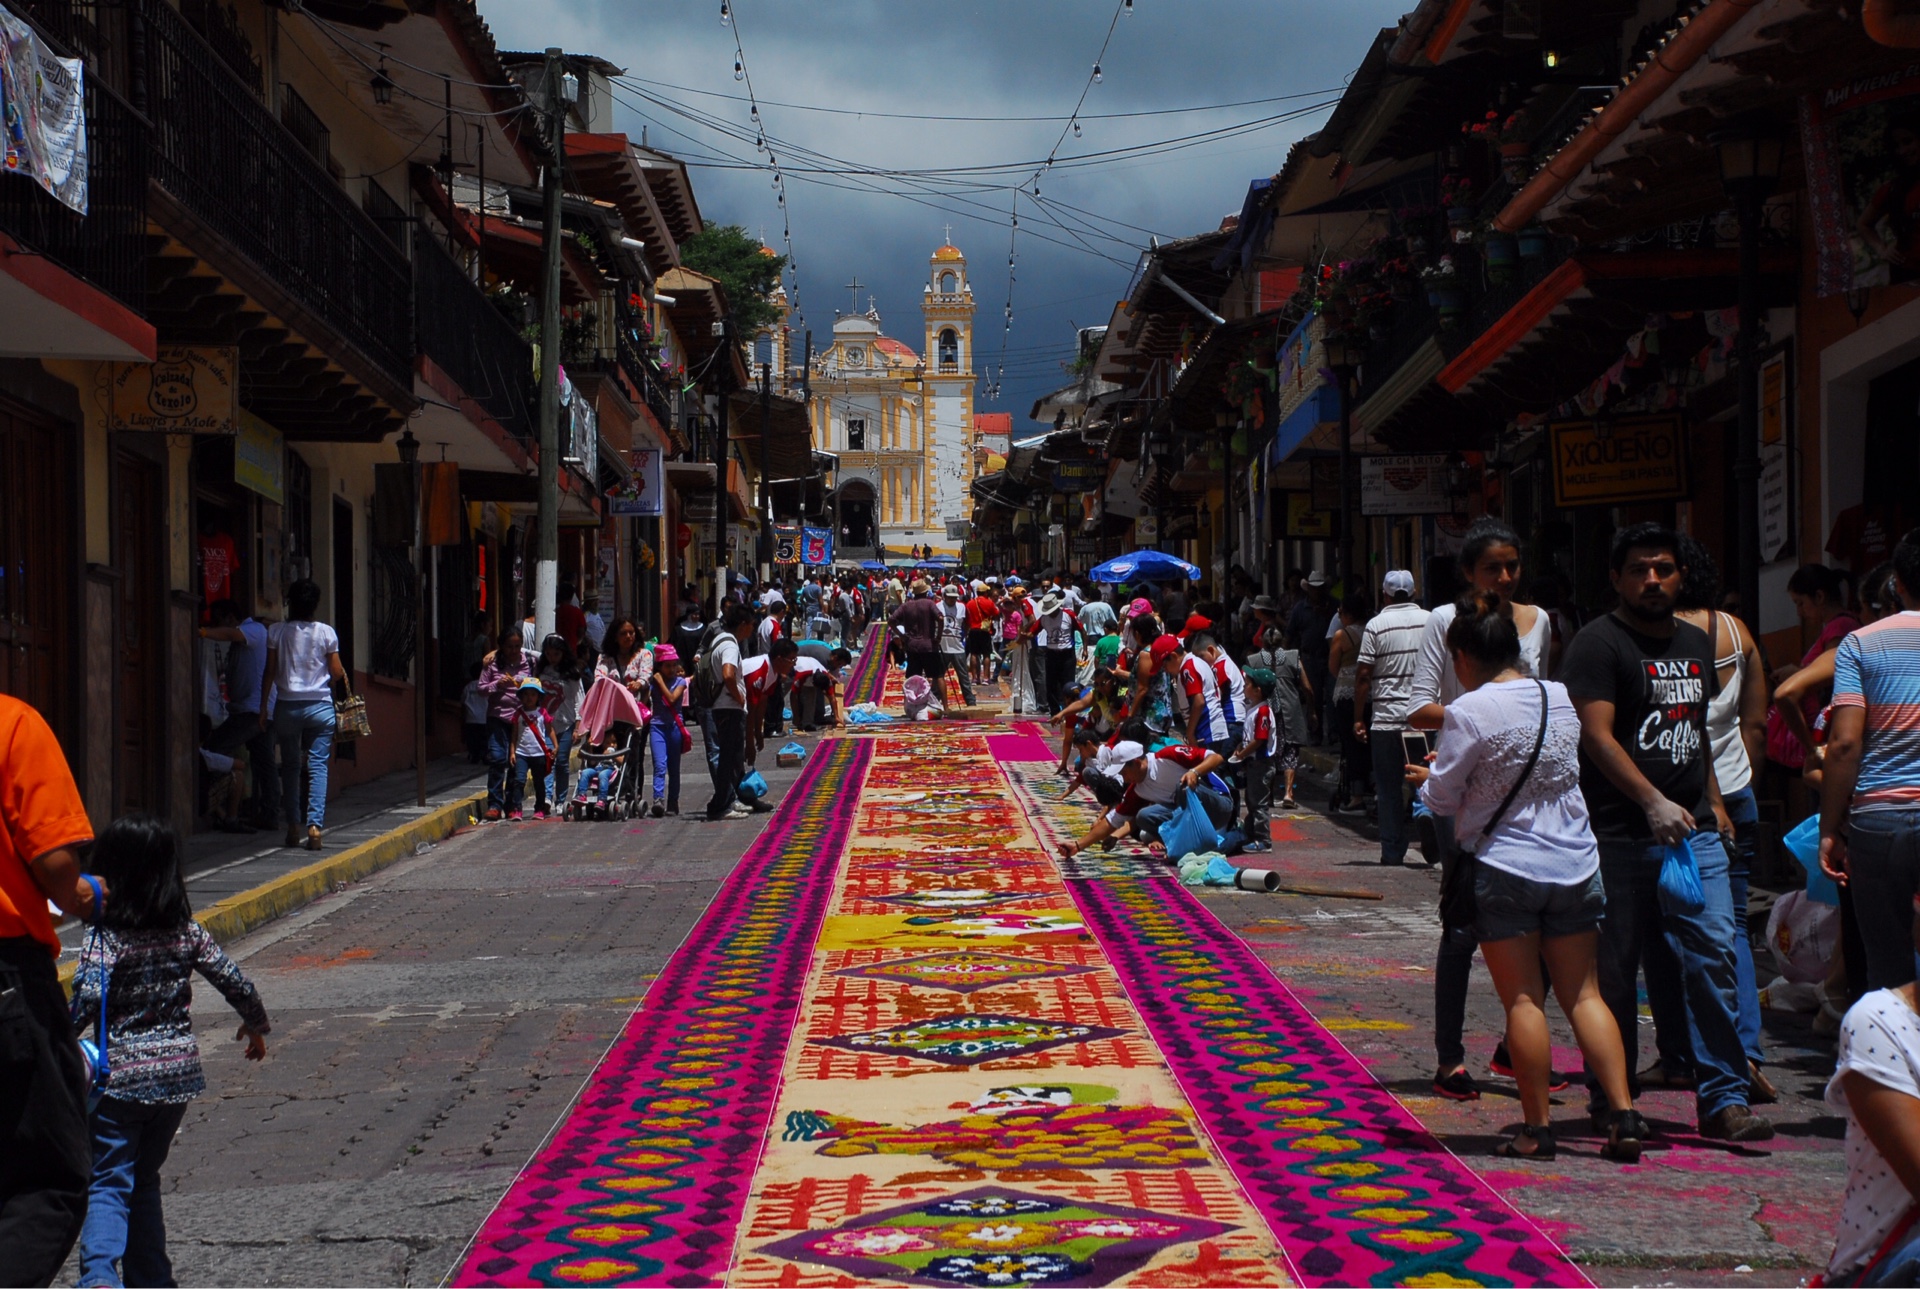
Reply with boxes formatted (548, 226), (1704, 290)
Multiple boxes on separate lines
(1354, 570), (1430, 866)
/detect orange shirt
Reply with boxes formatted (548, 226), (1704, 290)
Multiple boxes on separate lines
(0, 695), (94, 954)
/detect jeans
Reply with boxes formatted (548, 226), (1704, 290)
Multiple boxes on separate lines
(1371, 732), (1411, 864)
(1133, 785), (1233, 845)
(1244, 754), (1274, 843)
(1594, 830), (1750, 1117)
(77, 1097), (188, 1288)
(1043, 649), (1076, 715)
(1435, 921), (1479, 1069)
(273, 699), (335, 831)
(509, 754), (550, 814)
(547, 725), (574, 803)
(762, 678), (786, 738)
(1334, 698), (1368, 804)
(649, 716), (683, 810)
(484, 717), (516, 815)
(1724, 786), (1765, 1065)
(0, 938), (92, 1286)
(704, 707), (747, 820)
(939, 652), (975, 707)
(577, 765), (616, 803)
(1847, 806), (1920, 990)
(204, 712), (278, 821)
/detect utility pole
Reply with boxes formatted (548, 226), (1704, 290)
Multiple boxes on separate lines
(759, 359), (772, 576)
(714, 350), (730, 619)
(534, 47), (569, 644)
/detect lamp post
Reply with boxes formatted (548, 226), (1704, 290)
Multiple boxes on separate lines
(1322, 334), (1362, 593)
(1216, 410), (1234, 579)
(1714, 122), (1783, 635)
(395, 427), (428, 807)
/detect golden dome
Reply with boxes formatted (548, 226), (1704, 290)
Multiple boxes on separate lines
(932, 244), (964, 261)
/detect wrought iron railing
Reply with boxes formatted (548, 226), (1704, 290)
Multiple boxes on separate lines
(138, 0), (412, 383)
(414, 227), (536, 446)
(0, 69), (148, 313)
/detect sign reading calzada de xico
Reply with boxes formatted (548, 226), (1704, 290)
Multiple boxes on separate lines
(1550, 415), (1688, 507)
(106, 347), (239, 434)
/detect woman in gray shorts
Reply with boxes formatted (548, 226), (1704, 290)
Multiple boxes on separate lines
(1408, 594), (1643, 1163)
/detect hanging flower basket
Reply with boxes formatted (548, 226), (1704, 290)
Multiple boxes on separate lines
(1427, 285), (1465, 316)
(1483, 232), (1518, 265)
(1519, 228), (1551, 259)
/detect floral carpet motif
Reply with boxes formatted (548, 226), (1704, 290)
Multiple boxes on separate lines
(812, 1012), (1130, 1066)
(833, 949), (1094, 993)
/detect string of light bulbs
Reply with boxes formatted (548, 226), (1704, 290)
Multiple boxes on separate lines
(720, 0), (804, 333)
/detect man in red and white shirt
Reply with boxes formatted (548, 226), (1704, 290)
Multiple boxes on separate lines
(737, 640), (799, 789)
(1056, 739), (1228, 858)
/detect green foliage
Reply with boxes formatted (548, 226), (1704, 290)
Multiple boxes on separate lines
(679, 224), (787, 333)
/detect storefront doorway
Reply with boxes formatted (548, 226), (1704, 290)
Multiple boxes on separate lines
(0, 398), (77, 749)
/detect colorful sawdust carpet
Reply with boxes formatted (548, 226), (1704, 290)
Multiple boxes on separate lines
(458, 723), (1586, 1288)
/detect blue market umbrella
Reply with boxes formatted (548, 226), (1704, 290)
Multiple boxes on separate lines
(859, 559), (889, 571)
(1087, 550), (1202, 584)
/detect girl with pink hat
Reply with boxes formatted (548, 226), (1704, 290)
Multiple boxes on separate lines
(648, 644), (691, 816)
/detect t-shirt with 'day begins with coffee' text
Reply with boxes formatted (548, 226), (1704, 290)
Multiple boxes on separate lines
(1559, 611), (1718, 845)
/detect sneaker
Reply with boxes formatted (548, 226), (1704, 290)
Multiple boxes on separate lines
(748, 798), (774, 814)
(507, 811), (523, 821)
(1488, 1044), (1570, 1092)
(1433, 1069), (1481, 1101)
(651, 803), (665, 818)
(727, 802), (753, 818)
(1699, 1104), (1774, 1142)
(484, 808), (502, 822)
(533, 809), (549, 820)
(1416, 813), (1442, 866)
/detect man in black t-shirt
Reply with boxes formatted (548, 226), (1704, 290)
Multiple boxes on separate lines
(1561, 522), (1772, 1143)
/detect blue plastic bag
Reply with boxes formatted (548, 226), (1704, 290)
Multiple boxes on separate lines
(738, 770), (770, 802)
(1159, 788), (1224, 862)
(1657, 840), (1706, 917)
(1783, 814), (1840, 905)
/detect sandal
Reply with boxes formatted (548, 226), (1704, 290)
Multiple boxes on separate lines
(1493, 1123), (1556, 1160)
(1600, 1109), (1646, 1163)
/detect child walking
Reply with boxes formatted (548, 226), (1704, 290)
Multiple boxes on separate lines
(648, 644), (690, 817)
(509, 677), (558, 820)
(73, 816), (270, 1289)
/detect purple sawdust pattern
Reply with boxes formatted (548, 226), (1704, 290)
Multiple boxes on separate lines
(453, 738), (872, 1289)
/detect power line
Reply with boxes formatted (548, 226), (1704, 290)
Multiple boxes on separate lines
(723, 2), (804, 330)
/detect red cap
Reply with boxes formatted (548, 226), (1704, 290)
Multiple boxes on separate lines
(1149, 634), (1183, 664)
(1177, 613), (1213, 641)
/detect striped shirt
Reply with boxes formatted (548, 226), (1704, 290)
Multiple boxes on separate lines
(1832, 611), (1920, 811)
(1356, 601), (1432, 731)
(1180, 653), (1242, 743)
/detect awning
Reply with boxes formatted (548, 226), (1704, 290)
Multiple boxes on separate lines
(1353, 337), (1447, 442)
(1268, 384), (1341, 467)
(728, 388), (816, 482)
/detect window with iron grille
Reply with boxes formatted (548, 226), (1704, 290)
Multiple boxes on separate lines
(847, 418), (865, 451)
(369, 546), (417, 681)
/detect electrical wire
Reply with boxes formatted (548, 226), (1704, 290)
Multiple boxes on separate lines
(723, 2), (804, 330)
(291, 1), (524, 92)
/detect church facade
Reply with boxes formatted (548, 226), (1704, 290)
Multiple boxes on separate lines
(808, 242), (979, 559)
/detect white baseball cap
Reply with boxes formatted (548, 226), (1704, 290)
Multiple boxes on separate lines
(1382, 570), (1415, 595)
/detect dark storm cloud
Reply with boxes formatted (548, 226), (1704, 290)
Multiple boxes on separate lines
(484, 0), (1408, 424)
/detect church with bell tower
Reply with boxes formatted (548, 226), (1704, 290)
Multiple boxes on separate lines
(808, 238), (980, 560)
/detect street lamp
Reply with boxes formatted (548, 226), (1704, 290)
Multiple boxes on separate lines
(1713, 120), (1782, 637)
(394, 428), (428, 807)
(1321, 333), (1363, 594)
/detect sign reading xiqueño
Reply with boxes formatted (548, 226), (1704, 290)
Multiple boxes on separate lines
(1550, 415), (1688, 508)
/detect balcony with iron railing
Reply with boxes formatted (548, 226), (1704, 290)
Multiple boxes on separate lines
(0, 4), (147, 313)
(414, 227), (536, 447)
(583, 291), (679, 442)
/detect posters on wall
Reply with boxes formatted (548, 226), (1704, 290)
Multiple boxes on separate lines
(608, 447), (664, 517)
(1360, 454), (1453, 516)
(0, 11), (87, 214)
(233, 410), (283, 505)
(1802, 63), (1920, 296)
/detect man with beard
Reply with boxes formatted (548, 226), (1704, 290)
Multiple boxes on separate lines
(1560, 522), (1771, 1142)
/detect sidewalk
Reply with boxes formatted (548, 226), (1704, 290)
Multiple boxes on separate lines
(58, 754), (488, 960)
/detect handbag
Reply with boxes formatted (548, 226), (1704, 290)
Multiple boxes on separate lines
(676, 710), (693, 755)
(1658, 840), (1707, 917)
(1438, 680), (1549, 931)
(334, 693), (372, 742)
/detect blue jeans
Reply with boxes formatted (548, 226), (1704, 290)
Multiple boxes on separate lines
(1372, 733), (1411, 864)
(1847, 806), (1920, 990)
(650, 716), (683, 811)
(484, 717), (516, 814)
(272, 699), (335, 831)
(1594, 830), (1750, 1117)
(1724, 786), (1765, 1065)
(577, 765), (616, 803)
(546, 725), (574, 803)
(77, 1096), (188, 1288)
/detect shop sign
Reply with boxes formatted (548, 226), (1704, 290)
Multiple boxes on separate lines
(1802, 63), (1920, 295)
(802, 527), (832, 566)
(1759, 350), (1792, 562)
(233, 409), (283, 505)
(1162, 511), (1197, 542)
(1285, 493), (1333, 538)
(1550, 415), (1687, 507)
(1361, 454), (1453, 516)
(608, 447), (664, 517)
(1133, 515), (1159, 544)
(1072, 536), (1099, 559)
(106, 346), (237, 433)
(774, 526), (800, 564)
(682, 493), (717, 523)
(1051, 459), (1104, 492)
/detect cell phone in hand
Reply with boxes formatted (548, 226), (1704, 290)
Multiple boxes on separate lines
(1401, 731), (1433, 767)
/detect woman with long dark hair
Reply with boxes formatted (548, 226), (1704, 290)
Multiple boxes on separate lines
(595, 616), (653, 786)
(262, 579), (351, 850)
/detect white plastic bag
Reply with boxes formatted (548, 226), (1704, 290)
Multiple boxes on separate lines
(1766, 889), (1840, 985)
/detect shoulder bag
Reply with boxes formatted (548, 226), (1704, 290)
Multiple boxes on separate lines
(1438, 680), (1549, 931)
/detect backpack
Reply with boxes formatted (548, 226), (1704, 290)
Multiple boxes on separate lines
(691, 625), (734, 708)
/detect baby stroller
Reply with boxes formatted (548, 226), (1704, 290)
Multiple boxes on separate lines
(566, 724), (644, 820)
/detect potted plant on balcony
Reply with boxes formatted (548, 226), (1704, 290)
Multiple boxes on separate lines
(1480, 225), (1519, 285)
(1396, 206), (1441, 262)
(1441, 174), (1476, 235)
(1421, 255), (1465, 322)
(1518, 225), (1552, 260)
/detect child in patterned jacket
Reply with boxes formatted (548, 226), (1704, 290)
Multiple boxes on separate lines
(72, 815), (270, 1289)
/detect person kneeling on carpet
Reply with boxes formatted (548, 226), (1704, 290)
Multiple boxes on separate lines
(1055, 739), (1227, 860)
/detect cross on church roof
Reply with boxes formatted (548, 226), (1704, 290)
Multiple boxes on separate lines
(942, 223), (952, 244)
(845, 276), (864, 314)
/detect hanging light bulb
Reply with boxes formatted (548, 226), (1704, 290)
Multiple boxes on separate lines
(1123, 0), (1133, 12)
(1091, 62), (1103, 83)
(777, 192), (784, 205)
(720, 0), (731, 22)
(1072, 120), (1082, 138)
(750, 105), (760, 123)
(734, 59), (745, 81)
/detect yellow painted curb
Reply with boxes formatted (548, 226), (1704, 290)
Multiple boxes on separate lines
(60, 793), (484, 991)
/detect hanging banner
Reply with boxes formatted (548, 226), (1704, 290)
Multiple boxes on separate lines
(774, 525), (801, 564)
(608, 447), (664, 517)
(1802, 64), (1920, 296)
(0, 11), (88, 214)
(802, 526), (832, 566)
(106, 347), (238, 433)
(233, 410), (283, 505)
(1550, 415), (1688, 507)
(1361, 454), (1454, 516)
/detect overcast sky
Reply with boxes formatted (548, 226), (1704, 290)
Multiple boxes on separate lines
(486, 0), (1409, 428)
